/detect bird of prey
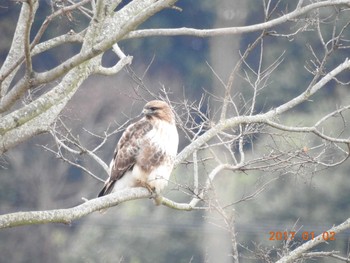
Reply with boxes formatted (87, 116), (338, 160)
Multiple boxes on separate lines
(98, 100), (179, 204)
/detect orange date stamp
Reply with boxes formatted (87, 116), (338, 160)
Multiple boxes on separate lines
(269, 231), (336, 241)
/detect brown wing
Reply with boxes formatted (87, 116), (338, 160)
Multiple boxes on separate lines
(98, 119), (152, 197)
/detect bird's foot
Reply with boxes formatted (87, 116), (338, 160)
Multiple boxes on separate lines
(135, 179), (162, 206)
(135, 179), (155, 193)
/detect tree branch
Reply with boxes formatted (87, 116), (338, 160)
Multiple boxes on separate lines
(0, 0), (91, 85)
(0, 1), (39, 98)
(125, 0), (350, 40)
(94, 55), (133, 75)
(0, 0), (179, 154)
(0, 0), (178, 113)
(175, 58), (350, 165)
(23, 0), (34, 79)
(277, 218), (350, 263)
(0, 188), (151, 229)
(0, 187), (211, 229)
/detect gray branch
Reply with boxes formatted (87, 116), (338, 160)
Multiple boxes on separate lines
(0, 188), (151, 229)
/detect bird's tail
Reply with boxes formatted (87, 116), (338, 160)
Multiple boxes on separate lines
(98, 180), (116, 197)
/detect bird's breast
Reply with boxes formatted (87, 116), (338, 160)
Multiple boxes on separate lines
(146, 121), (178, 156)
(136, 121), (178, 172)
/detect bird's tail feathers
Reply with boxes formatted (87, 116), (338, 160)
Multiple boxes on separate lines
(98, 180), (116, 197)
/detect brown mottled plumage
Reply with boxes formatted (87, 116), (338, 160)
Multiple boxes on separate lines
(98, 100), (178, 200)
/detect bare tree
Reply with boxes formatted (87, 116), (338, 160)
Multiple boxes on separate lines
(1, 0), (350, 262)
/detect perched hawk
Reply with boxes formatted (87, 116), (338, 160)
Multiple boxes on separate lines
(98, 100), (179, 203)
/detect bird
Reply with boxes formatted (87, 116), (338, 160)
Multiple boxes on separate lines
(98, 100), (179, 204)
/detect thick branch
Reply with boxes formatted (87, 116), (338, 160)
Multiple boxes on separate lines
(23, 1), (34, 78)
(0, 61), (92, 154)
(0, 1), (39, 97)
(94, 55), (133, 75)
(0, 187), (209, 229)
(0, 0), (179, 154)
(0, 188), (151, 229)
(0, 0), (178, 113)
(0, 0), (90, 85)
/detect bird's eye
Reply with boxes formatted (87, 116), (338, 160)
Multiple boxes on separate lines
(150, 107), (158, 111)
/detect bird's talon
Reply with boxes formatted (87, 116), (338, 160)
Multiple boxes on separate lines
(135, 179), (155, 194)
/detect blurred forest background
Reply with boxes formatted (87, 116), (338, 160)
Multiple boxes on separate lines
(1, 0), (350, 262)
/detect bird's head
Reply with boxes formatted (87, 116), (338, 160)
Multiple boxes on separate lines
(142, 100), (175, 124)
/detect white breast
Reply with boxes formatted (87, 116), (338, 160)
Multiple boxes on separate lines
(145, 120), (179, 193)
(147, 121), (178, 157)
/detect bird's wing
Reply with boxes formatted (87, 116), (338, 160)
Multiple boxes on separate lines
(98, 119), (152, 197)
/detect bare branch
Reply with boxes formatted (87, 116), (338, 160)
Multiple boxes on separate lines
(0, 188), (151, 229)
(0, 0), (91, 93)
(277, 218), (350, 263)
(94, 55), (133, 75)
(125, 0), (350, 39)
(264, 112), (350, 145)
(0, 1), (39, 97)
(23, 0), (34, 79)
(0, 0), (178, 113)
